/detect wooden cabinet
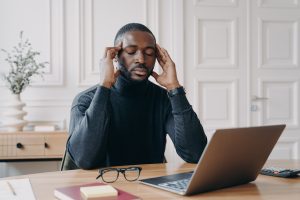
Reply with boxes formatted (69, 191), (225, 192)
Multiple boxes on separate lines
(0, 131), (68, 161)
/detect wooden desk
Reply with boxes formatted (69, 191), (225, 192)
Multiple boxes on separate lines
(2, 160), (300, 199)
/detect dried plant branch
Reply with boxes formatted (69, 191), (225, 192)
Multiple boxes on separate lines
(1, 31), (48, 94)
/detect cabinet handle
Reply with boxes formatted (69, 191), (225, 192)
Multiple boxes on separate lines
(16, 143), (23, 149)
(44, 143), (49, 148)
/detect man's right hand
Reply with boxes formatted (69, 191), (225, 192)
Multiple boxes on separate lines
(99, 43), (122, 88)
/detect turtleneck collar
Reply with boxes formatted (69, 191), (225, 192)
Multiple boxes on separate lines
(112, 74), (150, 97)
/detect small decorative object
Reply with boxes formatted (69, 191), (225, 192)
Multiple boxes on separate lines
(1, 31), (47, 132)
(1, 93), (27, 132)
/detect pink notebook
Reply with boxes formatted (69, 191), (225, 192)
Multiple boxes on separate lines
(54, 182), (141, 200)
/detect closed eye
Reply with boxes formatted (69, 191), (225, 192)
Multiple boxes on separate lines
(127, 51), (136, 55)
(124, 46), (155, 56)
(144, 48), (155, 56)
(124, 47), (137, 55)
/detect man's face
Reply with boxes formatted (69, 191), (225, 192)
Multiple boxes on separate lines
(117, 31), (156, 81)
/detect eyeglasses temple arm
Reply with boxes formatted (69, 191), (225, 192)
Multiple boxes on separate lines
(96, 174), (101, 179)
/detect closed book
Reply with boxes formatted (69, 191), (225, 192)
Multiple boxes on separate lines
(54, 182), (141, 200)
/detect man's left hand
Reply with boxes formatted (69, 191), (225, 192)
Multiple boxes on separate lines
(151, 44), (181, 91)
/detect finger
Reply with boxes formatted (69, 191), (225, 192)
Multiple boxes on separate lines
(161, 48), (171, 60)
(103, 46), (122, 58)
(106, 48), (121, 59)
(156, 50), (167, 70)
(156, 44), (168, 58)
(106, 49), (114, 59)
(156, 44), (166, 54)
(161, 49), (175, 65)
(156, 44), (163, 56)
(160, 47), (169, 60)
(156, 45), (167, 63)
(151, 71), (159, 80)
(113, 42), (123, 60)
(156, 47), (162, 60)
(116, 42), (123, 59)
(103, 47), (112, 58)
(156, 56), (165, 69)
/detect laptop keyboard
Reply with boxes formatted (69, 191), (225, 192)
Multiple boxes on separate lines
(158, 178), (191, 192)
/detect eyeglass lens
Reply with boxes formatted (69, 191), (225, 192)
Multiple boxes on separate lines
(123, 167), (141, 181)
(101, 169), (119, 183)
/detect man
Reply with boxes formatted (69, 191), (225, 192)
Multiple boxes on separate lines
(64, 23), (207, 170)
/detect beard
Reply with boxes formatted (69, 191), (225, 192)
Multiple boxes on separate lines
(118, 62), (153, 82)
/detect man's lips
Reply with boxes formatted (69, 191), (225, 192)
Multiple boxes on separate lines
(132, 68), (148, 76)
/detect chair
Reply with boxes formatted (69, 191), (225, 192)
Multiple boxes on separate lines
(60, 147), (168, 171)
(60, 149), (79, 171)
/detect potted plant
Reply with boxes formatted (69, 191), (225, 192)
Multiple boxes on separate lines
(1, 31), (48, 131)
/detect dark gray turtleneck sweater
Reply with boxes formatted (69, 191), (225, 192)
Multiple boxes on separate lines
(67, 75), (207, 169)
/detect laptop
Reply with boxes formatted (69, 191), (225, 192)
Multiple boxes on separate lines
(139, 124), (286, 195)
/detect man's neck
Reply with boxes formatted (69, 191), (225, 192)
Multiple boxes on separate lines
(113, 75), (149, 96)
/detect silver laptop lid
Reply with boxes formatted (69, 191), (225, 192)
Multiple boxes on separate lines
(185, 124), (286, 195)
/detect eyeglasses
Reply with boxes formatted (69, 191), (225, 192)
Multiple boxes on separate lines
(96, 166), (142, 183)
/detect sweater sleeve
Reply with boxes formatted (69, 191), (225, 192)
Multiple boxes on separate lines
(165, 93), (207, 163)
(67, 86), (111, 169)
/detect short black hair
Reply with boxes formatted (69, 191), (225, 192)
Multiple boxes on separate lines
(114, 23), (156, 45)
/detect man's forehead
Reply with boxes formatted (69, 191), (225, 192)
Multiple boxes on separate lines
(122, 31), (155, 48)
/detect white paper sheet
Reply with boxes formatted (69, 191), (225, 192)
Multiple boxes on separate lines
(0, 178), (36, 200)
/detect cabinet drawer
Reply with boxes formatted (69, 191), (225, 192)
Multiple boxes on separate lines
(17, 135), (44, 145)
(45, 134), (68, 156)
(15, 135), (45, 157)
(16, 145), (45, 156)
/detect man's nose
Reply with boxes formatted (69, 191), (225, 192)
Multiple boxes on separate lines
(135, 51), (145, 64)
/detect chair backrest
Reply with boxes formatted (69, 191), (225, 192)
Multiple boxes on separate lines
(60, 149), (79, 171)
(60, 147), (168, 171)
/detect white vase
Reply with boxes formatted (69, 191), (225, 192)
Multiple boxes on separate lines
(1, 93), (27, 132)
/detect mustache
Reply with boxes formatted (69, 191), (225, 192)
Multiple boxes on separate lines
(118, 63), (153, 75)
(118, 63), (147, 71)
(131, 64), (148, 70)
